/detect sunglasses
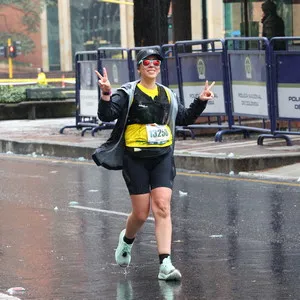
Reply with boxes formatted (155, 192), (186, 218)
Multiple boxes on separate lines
(138, 59), (161, 67)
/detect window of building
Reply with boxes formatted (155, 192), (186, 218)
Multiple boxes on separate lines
(47, 0), (61, 71)
(224, 0), (293, 38)
(70, 0), (121, 58)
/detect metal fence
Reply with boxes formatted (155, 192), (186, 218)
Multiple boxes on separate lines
(60, 37), (300, 146)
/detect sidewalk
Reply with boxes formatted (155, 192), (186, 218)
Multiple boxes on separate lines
(0, 118), (300, 182)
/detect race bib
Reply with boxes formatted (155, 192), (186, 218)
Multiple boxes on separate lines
(146, 124), (171, 145)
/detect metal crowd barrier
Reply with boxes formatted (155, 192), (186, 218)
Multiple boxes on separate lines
(173, 39), (243, 141)
(225, 37), (276, 144)
(60, 50), (98, 135)
(60, 39), (299, 146)
(87, 47), (130, 136)
(59, 48), (131, 136)
(225, 37), (296, 146)
(265, 37), (300, 145)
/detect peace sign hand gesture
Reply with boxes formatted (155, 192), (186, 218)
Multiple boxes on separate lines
(199, 80), (215, 101)
(95, 67), (112, 98)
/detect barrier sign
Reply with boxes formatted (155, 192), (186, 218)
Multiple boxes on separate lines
(229, 52), (269, 117)
(278, 84), (300, 118)
(275, 54), (300, 119)
(180, 54), (226, 114)
(79, 60), (98, 117)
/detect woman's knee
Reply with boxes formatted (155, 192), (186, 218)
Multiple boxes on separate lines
(132, 210), (149, 223)
(151, 188), (172, 219)
(152, 198), (170, 219)
(130, 193), (151, 223)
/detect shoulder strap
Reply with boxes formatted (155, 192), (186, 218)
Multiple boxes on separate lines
(116, 80), (139, 120)
(156, 83), (178, 137)
(117, 80), (139, 108)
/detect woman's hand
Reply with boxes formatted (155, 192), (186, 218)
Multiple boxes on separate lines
(199, 80), (215, 101)
(95, 68), (112, 100)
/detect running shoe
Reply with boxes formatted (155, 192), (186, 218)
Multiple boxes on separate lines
(115, 229), (133, 267)
(158, 257), (182, 281)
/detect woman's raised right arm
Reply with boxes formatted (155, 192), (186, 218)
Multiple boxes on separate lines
(97, 91), (128, 122)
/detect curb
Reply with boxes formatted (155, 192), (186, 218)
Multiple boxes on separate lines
(238, 171), (300, 182)
(0, 140), (94, 160)
(174, 152), (300, 174)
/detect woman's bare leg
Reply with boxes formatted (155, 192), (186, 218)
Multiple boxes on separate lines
(150, 187), (172, 254)
(125, 193), (151, 238)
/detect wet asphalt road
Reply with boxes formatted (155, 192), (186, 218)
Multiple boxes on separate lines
(0, 154), (300, 300)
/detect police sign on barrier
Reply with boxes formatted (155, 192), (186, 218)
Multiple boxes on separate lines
(271, 38), (300, 120)
(60, 51), (99, 134)
(229, 51), (269, 117)
(79, 60), (98, 117)
(277, 65), (300, 119)
(174, 40), (227, 115)
(270, 37), (300, 141)
(225, 38), (272, 136)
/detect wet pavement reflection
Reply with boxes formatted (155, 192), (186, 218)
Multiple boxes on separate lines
(0, 155), (300, 299)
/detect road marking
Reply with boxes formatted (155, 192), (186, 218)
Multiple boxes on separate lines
(0, 293), (21, 300)
(1, 154), (300, 187)
(70, 205), (155, 222)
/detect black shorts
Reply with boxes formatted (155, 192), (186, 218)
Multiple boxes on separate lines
(122, 149), (176, 195)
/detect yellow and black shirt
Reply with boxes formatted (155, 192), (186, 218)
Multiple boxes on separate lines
(124, 83), (173, 151)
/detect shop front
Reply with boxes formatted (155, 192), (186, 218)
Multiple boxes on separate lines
(223, 0), (298, 39)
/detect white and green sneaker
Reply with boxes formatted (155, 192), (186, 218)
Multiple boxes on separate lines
(115, 229), (133, 267)
(158, 257), (182, 281)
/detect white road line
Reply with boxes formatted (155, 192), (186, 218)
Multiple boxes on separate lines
(70, 205), (155, 222)
(0, 293), (21, 300)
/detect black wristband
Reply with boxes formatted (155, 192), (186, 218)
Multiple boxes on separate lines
(102, 91), (111, 96)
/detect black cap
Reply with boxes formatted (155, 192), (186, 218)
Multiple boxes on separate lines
(136, 48), (163, 66)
